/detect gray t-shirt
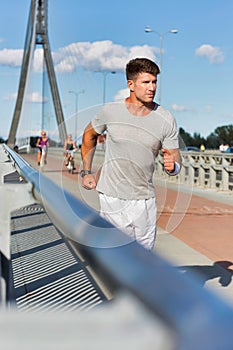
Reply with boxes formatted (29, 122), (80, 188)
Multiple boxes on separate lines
(92, 102), (179, 200)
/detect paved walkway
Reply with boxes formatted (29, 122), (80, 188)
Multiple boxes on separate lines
(155, 181), (233, 306)
(23, 149), (233, 307)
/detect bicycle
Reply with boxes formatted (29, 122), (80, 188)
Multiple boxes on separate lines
(66, 150), (76, 174)
(40, 146), (47, 171)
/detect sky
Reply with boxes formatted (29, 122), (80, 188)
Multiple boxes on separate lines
(0, 0), (233, 141)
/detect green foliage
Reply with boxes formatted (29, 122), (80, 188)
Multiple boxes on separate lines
(206, 133), (219, 149)
(179, 124), (233, 150)
(179, 127), (193, 148)
(213, 125), (233, 145)
(179, 128), (205, 149)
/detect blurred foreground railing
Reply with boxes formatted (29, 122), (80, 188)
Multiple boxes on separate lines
(1, 143), (233, 349)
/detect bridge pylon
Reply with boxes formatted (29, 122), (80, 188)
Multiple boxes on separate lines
(7, 0), (67, 148)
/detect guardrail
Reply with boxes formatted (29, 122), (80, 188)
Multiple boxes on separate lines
(156, 150), (233, 192)
(2, 143), (233, 349)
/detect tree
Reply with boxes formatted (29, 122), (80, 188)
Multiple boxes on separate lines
(213, 125), (233, 145)
(179, 127), (193, 148)
(206, 133), (219, 149)
(192, 132), (206, 148)
(179, 124), (233, 150)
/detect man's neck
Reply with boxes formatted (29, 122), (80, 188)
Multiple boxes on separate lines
(125, 97), (155, 116)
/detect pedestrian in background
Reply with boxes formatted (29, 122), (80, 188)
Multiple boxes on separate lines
(36, 131), (49, 166)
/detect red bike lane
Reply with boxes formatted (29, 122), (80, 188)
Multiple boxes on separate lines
(156, 185), (233, 266)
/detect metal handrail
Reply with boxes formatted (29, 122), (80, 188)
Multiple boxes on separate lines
(3, 144), (233, 350)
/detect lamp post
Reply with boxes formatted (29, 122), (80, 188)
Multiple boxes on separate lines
(95, 71), (116, 104)
(69, 89), (85, 140)
(145, 26), (178, 104)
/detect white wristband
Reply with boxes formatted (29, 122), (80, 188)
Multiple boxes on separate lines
(165, 161), (180, 176)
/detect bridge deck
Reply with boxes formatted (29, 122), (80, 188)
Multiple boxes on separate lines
(21, 148), (233, 307)
(1, 146), (233, 309)
(156, 182), (233, 306)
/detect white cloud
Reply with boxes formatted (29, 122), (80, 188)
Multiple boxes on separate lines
(204, 105), (212, 113)
(3, 91), (48, 103)
(114, 88), (129, 101)
(54, 40), (158, 73)
(0, 47), (44, 72)
(32, 48), (44, 72)
(0, 48), (23, 66)
(195, 44), (224, 64)
(25, 92), (48, 103)
(171, 104), (192, 112)
(3, 92), (17, 101)
(0, 40), (158, 74)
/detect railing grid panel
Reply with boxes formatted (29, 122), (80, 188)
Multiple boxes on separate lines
(10, 204), (106, 311)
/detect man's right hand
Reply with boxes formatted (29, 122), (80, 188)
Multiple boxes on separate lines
(81, 174), (97, 190)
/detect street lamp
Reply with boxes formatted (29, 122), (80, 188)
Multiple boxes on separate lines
(95, 71), (116, 104)
(68, 89), (85, 140)
(145, 25), (178, 104)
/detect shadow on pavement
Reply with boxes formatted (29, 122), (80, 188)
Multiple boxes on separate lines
(177, 261), (233, 287)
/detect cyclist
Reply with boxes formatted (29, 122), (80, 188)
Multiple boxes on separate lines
(36, 131), (49, 166)
(64, 134), (78, 168)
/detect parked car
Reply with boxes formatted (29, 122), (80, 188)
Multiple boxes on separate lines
(184, 146), (200, 152)
(225, 146), (233, 153)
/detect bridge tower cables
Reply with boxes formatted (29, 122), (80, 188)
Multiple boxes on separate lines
(8, 0), (67, 148)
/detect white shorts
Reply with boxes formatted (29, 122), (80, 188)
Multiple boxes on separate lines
(99, 193), (157, 250)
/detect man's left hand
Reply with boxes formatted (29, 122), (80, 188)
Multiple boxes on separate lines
(162, 148), (175, 172)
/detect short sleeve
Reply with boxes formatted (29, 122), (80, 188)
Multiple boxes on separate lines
(91, 107), (107, 134)
(162, 111), (179, 149)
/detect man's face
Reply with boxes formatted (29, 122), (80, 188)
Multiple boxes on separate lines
(128, 72), (157, 103)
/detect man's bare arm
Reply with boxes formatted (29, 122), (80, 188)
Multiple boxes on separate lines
(81, 122), (99, 170)
(81, 122), (99, 190)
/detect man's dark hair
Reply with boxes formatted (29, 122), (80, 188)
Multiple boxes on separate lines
(126, 58), (160, 81)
